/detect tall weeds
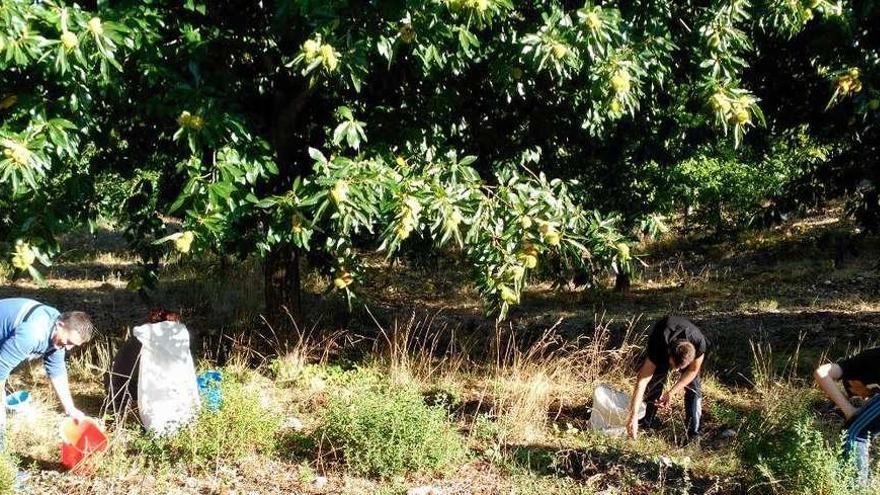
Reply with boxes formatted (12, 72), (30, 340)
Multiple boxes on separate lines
(742, 340), (870, 495)
(361, 311), (646, 444)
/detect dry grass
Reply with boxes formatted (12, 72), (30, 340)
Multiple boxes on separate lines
(1, 307), (872, 494)
(1, 208), (878, 493)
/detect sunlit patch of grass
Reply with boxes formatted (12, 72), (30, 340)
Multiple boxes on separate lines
(6, 392), (64, 464)
(0, 262), (12, 284)
(738, 298), (780, 313)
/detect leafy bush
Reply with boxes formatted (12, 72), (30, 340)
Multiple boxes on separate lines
(645, 132), (826, 232)
(314, 369), (465, 478)
(136, 376), (281, 467)
(670, 153), (797, 230)
(270, 361), (346, 390)
(740, 390), (857, 494)
(0, 455), (15, 495)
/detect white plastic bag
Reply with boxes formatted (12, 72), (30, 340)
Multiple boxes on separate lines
(133, 321), (200, 435)
(589, 384), (645, 437)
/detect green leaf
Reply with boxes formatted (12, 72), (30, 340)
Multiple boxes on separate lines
(309, 147), (328, 164)
(333, 122), (349, 146)
(377, 37), (393, 65)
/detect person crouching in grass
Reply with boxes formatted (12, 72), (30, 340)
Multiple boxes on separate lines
(815, 348), (880, 485)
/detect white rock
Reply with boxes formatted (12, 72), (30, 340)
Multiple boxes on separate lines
(312, 476), (328, 489)
(283, 416), (305, 431)
(720, 429), (737, 439)
(407, 486), (443, 495)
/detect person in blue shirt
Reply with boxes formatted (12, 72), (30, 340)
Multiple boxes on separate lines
(0, 298), (95, 449)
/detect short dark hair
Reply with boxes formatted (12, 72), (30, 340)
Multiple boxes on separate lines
(58, 311), (95, 342)
(671, 341), (696, 369)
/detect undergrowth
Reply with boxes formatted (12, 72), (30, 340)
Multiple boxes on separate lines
(134, 375), (281, 468)
(740, 345), (870, 494)
(314, 368), (465, 478)
(0, 455), (15, 495)
(740, 388), (856, 494)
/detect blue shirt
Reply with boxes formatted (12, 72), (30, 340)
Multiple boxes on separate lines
(0, 298), (66, 380)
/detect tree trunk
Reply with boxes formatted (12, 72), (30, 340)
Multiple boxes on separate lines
(614, 271), (631, 293)
(263, 244), (301, 329)
(262, 83), (313, 332)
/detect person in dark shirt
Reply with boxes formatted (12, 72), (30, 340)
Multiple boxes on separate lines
(626, 315), (708, 442)
(814, 348), (880, 485)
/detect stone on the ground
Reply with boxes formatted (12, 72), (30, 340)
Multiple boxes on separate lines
(407, 486), (443, 495)
(283, 416), (304, 431)
(720, 429), (737, 439)
(311, 476), (328, 488)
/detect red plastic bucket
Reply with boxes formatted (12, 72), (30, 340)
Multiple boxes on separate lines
(59, 417), (108, 471)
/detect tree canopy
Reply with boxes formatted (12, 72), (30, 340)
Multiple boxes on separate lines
(1, 0), (875, 319)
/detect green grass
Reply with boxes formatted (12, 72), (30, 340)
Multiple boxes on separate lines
(0, 455), (15, 495)
(134, 374), (281, 468)
(313, 368), (466, 478)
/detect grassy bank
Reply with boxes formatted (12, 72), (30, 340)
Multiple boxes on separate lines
(0, 209), (878, 494)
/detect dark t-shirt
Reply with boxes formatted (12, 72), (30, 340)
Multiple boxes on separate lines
(838, 348), (880, 399)
(646, 316), (708, 368)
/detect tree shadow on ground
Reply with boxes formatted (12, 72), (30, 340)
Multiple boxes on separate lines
(0, 284), (148, 341)
(19, 455), (63, 472)
(5, 275), (880, 389)
(72, 391), (108, 419)
(695, 309), (880, 385)
(510, 306), (880, 387)
(507, 443), (744, 494)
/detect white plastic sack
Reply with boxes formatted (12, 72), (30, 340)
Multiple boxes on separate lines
(134, 321), (200, 435)
(589, 384), (645, 437)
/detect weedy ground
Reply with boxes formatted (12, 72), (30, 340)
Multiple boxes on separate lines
(0, 207), (878, 494)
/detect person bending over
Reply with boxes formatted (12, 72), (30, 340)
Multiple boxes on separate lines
(627, 315), (707, 443)
(815, 348), (880, 485)
(0, 298), (95, 449)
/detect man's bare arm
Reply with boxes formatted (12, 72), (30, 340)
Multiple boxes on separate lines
(50, 375), (84, 419)
(627, 358), (657, 439)
(667, 354), (704, 399)
(814, 363), (857, 420)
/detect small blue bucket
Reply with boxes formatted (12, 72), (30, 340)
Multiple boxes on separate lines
(6, 390), (30, 410)
(196, 371), (222, 412)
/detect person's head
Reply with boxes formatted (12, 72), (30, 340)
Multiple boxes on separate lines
(668, 341), (696, 370)
(51, 311), (95, 351)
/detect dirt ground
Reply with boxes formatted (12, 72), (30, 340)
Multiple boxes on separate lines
(0, 208), (878, 494)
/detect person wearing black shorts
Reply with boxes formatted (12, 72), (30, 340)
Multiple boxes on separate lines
(626, 315), (707, 443)
(815, 348), (880, 485)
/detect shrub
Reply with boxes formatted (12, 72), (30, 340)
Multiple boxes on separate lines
(314, 369), (465, 478)
(136, 376), (281, 467)
(740, 389), (857, 494)
(0, 455), (15, 495)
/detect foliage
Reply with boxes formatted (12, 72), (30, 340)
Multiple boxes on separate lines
(314, 369), (465, 478)
(136, 376), (281, 467)
(740, 389), (856, 494)
(1, 0), (869, 318)
(0, 454), (14, 495)
(756, 2), (879, 231)
(629, 127), (831, 232)
(0, 0), (141, 280)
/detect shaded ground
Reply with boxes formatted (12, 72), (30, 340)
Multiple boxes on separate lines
(0, 208), (877, 494)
